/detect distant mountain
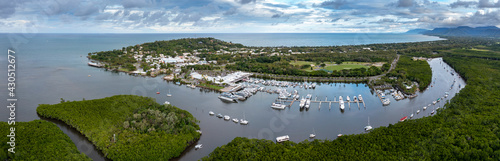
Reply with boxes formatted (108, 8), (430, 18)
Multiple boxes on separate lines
(421, 26), (500, 37)
(405, 29), (430, 34)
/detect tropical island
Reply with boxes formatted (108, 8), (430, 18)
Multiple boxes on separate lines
(36, 95), (201, 160)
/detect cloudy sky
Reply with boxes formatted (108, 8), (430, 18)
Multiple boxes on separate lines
(1, 0), (499, 33)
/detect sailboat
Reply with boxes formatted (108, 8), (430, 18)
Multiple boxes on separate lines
(309, 128), (316, 138)
(156, 88), (160, 94)
(337, 129), (343, 137)
(166, 89), (172, 97)
(240, 113), (249, 125)
(364, 117), (373, 131)
(410, 106), (414, 118)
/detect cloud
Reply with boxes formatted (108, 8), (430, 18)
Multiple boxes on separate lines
(271, 14), (281, 18)
(236, 0), (256, 5)
(121, 0), (154, 9)
(396, 0), (414, 7)
(0, 0), (16, 19)
(450, 0), (477, 8)
(315, 0), (349, 9)
(478, 0), (500, 8)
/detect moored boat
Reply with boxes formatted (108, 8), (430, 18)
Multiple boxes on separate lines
(276, 135), (290, 142)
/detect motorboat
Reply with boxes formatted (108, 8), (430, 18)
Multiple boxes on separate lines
(346, 96), (350, 102)
(299, 97), (306, 108)
(339, 96), (345, 110)
(224, 115), (230, 120)
(364, 117), (372, 131)
(209, 111), (215, 115)
(305, 99), (311, 109)
(271, 102), (286, 110)
(218, 93), (237, 102)
(195, 144), (202, 149)
(276, 135), (290, 142)
(232, 118), (239, 123)
(309, 128), (316, 138)
(399, 116), (408, 122)
(416, 110), (420, 114)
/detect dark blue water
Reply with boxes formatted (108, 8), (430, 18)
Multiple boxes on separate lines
(0, 33), (456, 161)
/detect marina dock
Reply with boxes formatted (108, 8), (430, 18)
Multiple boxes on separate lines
(281, 95), (365, 109)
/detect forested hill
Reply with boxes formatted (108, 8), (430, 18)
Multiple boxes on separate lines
(37, 95), (201, 160)
(202, 42), (500, 160)
(414, 26), (500, 38)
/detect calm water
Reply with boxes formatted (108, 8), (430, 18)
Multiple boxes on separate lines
(0, 33), (457, 161)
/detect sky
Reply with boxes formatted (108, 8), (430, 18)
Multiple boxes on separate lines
(0, 0), (499, 33)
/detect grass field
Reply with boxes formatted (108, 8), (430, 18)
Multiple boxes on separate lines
(291, 61), (378, 72)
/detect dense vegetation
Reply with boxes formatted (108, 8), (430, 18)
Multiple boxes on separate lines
(387, 56), (432, 92)
(202, 42), (500, 160)
(37, 95), (200, 160)
(0, 120), (90, 160)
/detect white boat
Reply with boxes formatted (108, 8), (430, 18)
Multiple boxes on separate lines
(410, 113), (414, 118)
(276, 135), (290, 142)
(209, 111), (215, 115)
(218, 93), (237, 102)
(423, 106), (427, 110)
(382, 98), (390, 106)
(224, 115), (230, 120)
(271, 102), (286, 110)
(305, 99), (311, 109)
(346, 96), (350, 102)
(195, 144), (202, 149)
(337, 133), (343, 137)
(353, 96), (358, 102)
(416, 110), (420, 114)
(358, 95), (363, 101)
(364, 117), (372, 131)
(232, 118), (239, 123)
(339, 96), (345, 110)
(431, 110), (435, 114)
(432, 101), (437, 105)
(299, 97), (306, 108)
(166, 89), (172, 97)
(309, 128), (316, 138)
(164, 101), (170, 105)
(240, 113), (249, 125)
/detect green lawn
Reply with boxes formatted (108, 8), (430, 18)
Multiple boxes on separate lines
(292, 61), (376, 72)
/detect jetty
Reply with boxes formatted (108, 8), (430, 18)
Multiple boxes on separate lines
(281, 95), (365, 109)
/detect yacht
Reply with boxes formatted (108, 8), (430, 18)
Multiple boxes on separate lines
(299, 97), (306, 108)
(309, 128), (316, 138)
(305, 99), (311, 109)
(271, 102), (286, 110)
(240, 113), (249, 125)
(208, 111), (215, 115)
(218, 93), (237, 102)
(276, 135), (290, 143)
(339, 96), (345, 110)
(224, 115), (230, 120)
(382, 98), (390, 106)
(166, 89), (172, 97)
(364, 117), (372, 131)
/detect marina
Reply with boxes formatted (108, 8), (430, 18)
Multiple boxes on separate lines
(1, 32), (464, 161)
